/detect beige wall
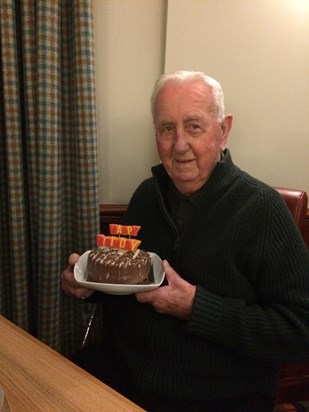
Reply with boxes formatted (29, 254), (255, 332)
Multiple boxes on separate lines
(95, 0), (309, 204)
(165, 0), (309, 196)
(94, 0), (165, 204)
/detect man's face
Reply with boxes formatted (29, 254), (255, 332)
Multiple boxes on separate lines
(154, 80), (232, 195)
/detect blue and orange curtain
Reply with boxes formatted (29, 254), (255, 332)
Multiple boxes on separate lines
(0, 0), (101, 356)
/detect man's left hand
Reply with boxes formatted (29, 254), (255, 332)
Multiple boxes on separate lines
(135, 260), (196, 320)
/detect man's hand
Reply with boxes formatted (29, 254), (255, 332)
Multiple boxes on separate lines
(135, 260), (196, 319)
(61, 253), (94, 299)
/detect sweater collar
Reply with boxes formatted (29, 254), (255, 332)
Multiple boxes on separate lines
(151, 149), (238, 202)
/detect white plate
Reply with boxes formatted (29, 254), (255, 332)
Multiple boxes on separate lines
(74, 250), (165, 295)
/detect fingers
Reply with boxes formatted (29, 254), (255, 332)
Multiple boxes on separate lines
(162, 259), (178, 284)
(69, 253), (80, 266)
(61, 253), (93, 299)
(136, 260), (174, 304)
(137, 259), (196, 319)
(162, 259), (171, 272)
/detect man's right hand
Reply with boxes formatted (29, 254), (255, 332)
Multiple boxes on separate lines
(61, 253), (94, 299)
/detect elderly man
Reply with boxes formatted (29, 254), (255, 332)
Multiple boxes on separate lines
(62, 71), (309, 412)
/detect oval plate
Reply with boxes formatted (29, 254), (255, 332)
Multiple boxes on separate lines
(74, 250), (165, 295)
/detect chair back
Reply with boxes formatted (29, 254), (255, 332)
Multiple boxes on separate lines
(274, 187), (309, 403)
(273, 187), (308, 233)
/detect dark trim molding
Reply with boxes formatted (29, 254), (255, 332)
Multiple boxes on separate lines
(100, 204), (127, 234)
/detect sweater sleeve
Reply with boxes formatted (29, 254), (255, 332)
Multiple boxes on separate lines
(183, 191), (309, 362)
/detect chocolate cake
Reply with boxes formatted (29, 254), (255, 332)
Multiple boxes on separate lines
(87, 247), (152, 284)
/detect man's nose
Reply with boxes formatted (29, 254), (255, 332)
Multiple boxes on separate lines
(174, 129), (189, 152)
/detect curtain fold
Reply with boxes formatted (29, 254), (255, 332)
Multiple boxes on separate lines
(0, 0), (101, 356)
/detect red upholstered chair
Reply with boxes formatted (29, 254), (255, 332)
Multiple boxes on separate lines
(274, 187), (308, 234)
(272, 187), (309, 405)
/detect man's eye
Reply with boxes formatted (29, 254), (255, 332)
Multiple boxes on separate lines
(188, 124), (201, 133)
(160, 125), (173, 134)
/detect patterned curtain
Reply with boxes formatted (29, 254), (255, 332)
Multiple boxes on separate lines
(0, 0), (101, 356)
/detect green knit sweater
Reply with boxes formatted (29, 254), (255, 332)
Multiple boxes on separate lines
(104, 150), (309, 401)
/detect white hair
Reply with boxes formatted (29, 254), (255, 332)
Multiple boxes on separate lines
(150, 70), (226, 122)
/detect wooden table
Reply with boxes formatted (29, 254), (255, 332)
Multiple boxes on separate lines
(0, 316), (144, 411)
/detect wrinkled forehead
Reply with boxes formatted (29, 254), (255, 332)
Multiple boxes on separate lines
(154, 80), (216, 121)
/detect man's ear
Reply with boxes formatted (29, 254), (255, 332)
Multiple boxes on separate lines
(220, 114), (233, 150)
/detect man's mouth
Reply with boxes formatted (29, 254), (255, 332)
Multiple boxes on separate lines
(176, 159), (194, 164)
